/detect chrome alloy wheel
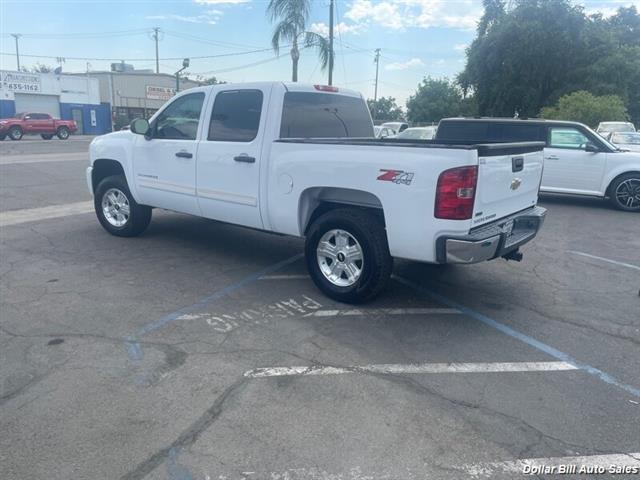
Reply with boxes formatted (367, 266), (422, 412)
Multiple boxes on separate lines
(316, 229), (364, 287)
(101, 188), (130, 227)
(615, 178), (640, 209)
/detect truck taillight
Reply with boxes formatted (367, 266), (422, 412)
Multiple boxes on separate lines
(434, 166), (478, 220)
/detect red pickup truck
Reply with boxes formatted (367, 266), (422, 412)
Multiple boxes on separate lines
(0, 113), (77, 141)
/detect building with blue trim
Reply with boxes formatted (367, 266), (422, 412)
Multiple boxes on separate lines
(0, 70), (111, 135)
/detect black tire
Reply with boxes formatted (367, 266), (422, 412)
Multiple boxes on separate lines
(8, 126), (23, 141)
(56, 126), (70, 140)
(41, 134), (54, 140)
(94, 175), (152, 237)
(305, 208), (393, 303)
(0, 134), (6, 141)
(609, 172), (640, 212)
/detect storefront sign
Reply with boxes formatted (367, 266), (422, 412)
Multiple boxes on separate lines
(1, 71), (41, 93)
(146, 85), (175, 101)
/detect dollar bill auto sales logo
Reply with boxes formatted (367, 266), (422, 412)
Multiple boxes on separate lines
(377, 169), (415, 185)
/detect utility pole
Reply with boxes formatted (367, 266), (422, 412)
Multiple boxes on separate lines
(328, 0), (334, 85)
(373, 48), (381, 102)
(152, 27), (160, 74)
(11, 34), (21, 71)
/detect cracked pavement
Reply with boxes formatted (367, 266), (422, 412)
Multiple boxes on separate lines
(1, 139), (639, 480)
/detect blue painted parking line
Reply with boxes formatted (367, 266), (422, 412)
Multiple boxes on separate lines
(394, 275), (640, 398)
(124, 253), (303, 360)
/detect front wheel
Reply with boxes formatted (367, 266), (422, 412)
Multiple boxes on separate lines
(56, 126), (70, 140)
(0, 134), (6, 141)
(609, 173), (640, 212)
(305, 208), (392, 303)
(94, 175), (152, 237)
(8, 126), (23, 140)
(41, 134), (54, 140)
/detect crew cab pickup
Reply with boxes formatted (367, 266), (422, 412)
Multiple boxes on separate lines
(0, 113), (77, 141)
(87, 82), (546, 302)
(436, 118), (640, 212)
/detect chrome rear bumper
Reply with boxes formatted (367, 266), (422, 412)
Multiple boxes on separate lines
(437, 206), (546, 264)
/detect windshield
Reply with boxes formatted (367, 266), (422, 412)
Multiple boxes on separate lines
(611, 132), (640, 144)
(584, 124), (619, 151)
(599, 123), (635, 133)
(398, 128), (435, 139)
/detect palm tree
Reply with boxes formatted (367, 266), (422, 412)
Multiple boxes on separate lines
(267, 0), (331, 82)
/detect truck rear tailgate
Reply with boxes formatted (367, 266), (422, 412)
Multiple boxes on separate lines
(472, 142), (545, 227)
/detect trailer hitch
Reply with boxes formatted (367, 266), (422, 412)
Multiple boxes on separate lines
(502, 249), (523, 262)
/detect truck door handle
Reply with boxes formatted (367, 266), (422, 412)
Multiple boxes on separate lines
(545, 155), (559, 160)
(175, 151), (193, 159)
(234, 155), (255, 163)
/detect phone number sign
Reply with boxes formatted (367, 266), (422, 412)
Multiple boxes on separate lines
(1, 72), (41, 93)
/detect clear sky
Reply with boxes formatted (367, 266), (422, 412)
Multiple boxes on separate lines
(1, 0), (638, 106)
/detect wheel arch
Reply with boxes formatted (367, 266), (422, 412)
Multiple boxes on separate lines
(92, 159), (126, 193)
(299, 187), (386, 236)
(605, 170), (640, 197)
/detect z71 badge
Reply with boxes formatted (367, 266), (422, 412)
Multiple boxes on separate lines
(377, 169), (414, 185)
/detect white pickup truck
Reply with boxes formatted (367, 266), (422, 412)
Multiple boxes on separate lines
(88, 82), (546, 302)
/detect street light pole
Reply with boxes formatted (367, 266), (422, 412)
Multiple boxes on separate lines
(11, 34), (22, 71)
(328, 0), (334, 85)
(175, 58), (190, 92)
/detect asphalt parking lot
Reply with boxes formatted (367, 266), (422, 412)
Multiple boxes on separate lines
(1, 136), (639, 480)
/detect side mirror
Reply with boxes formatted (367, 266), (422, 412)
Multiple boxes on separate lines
(584, 142), (599, 153)
(130, 118), (150, 136)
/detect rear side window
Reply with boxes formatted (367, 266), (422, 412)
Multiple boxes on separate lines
(494, 123), (545, 142)
(208, 90), (263, 142)
(280, 92), (373, 138)
(436, 122), (489, 142)
(437, 121), (545, 143)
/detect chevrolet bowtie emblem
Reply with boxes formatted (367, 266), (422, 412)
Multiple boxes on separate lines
(511, 178), (522, 190)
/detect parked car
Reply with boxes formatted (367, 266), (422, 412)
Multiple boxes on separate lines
(596, 121), (636, 135)
(380, 121), (408, 135)
(606, 132), (640, 152)
(373, 125), (395, 138)
(435, 117), (640, 212)
(88, 82), (546, 303)
(396, 126), (437, 140)
(0, 113), (77, 141)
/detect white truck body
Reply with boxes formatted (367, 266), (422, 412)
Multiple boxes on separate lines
(88, 82), (546, 301)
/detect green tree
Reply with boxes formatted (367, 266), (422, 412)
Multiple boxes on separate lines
(367, 97), (403, 121)
(195, 75), (226, 85)
(30, 63), (54, 73)
(406, 78), (463, 123)
(267, 0), (331, 82)
(540, 91), (629, 127)
(461, 1), (640, 123)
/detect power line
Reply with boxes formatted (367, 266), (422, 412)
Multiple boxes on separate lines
(1, 29), (151, 39)
(163, 30), (264, 51)
(0, 46), (289, 62)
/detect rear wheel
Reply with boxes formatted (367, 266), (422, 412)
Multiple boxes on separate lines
(305, 208), (392, 303)
(609, 173), (640, 212)
(56, 126), (70, 140)
(0, 134), (6, 141)
(41, 134), (54, 140)
(8, 126), (23, 140)
(94, 175), (152, 237)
